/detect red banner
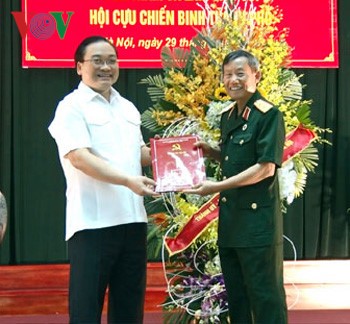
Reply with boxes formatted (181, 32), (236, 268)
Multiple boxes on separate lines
(165, 194), (220, 256)
(283, 125), (316, 163)
(13, 0), (338, 69)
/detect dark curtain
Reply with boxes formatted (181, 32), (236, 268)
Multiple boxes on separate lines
(1, 0), (349, 264)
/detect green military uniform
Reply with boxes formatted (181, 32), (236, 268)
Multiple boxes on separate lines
(218, 91), (288, 323)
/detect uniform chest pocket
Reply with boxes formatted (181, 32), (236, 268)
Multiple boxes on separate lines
(225, 133), (255, 163)
(232, 133), (253, 146)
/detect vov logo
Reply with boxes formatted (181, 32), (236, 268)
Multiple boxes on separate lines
(12, 11), (74, 40)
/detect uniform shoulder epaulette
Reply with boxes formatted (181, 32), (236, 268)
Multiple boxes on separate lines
(254, 99), (273, 113)
(219, 101), (235, 114)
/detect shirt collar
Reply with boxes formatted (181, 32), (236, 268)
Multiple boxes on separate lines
(78, 81), (119, 102)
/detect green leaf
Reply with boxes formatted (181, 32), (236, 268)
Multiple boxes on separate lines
(297, 144), (319, 172)
(279, 69), (303, 101)
(145, 196), (169, 214)
(296, 102), (315, 127)
(141, 109), (165, 132)
(147, 224), (160, 241)
(139, 75), (166, 103)
(158, 99), (181, 112)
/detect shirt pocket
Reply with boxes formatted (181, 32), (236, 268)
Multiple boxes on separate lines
(124, 108), (141, 127)
(85, 111), (116, 145)
(228, 132), (255, 163)
(123, 113), (142, 145)
(125, 115), (141, 129)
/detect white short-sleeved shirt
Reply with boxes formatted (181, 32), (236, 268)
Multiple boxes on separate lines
(48, 82), (147, 240)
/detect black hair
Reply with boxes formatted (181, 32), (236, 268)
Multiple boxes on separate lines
(222, 50), (260, 72)
(74, 36), (117, 65)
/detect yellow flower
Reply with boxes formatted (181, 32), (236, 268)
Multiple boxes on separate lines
(151, 110), (184, 127)
(213, 84), (228, 100)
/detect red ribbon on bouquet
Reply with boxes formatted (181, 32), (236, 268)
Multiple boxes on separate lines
(283, 124), (316, 163)
(164, 194), (220, 256)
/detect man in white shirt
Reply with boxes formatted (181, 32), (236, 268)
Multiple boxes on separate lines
(48, 36), (156, 324)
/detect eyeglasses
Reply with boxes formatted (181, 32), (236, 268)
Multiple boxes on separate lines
(82, 57), (117, 67)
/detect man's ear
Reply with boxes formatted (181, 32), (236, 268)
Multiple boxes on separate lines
(76, 62), (83, 76)
(255, 70), (262, 82)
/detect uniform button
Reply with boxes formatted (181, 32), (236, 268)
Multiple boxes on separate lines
(251, 203), (257, 210)
(239, 139), (244, 145)
(230, 135), (233, 140)
(224, 156), (229, 161)
(242, 124), (247, 131)
(221, 197), (227, 203)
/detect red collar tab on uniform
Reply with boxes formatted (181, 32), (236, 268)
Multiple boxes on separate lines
(242, 107), (251, 120)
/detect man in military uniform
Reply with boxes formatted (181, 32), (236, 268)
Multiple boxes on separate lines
(185, 50), (287, 323)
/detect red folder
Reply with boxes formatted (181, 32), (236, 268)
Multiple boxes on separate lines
(150, 135), (206, 192)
